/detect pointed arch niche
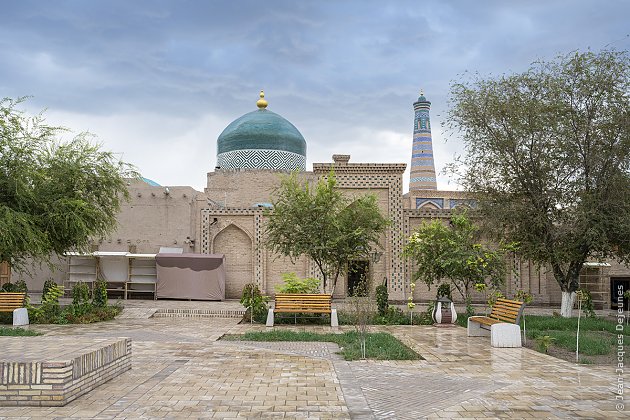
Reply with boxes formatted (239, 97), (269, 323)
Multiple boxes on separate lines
(212, 223), (253, 299)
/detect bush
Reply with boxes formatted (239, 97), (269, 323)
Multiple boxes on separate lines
(42, 279), (57, 297)
(92, 280), (108, 307)
(276, 272), (320, 294)
(375, 284), (389, 316)
(61, 302), (122, 324)
(72, 282), (91, 306)
(1, 280), (28, 293)
(240, 283), (268, 323)
(29, 284), (64, 323)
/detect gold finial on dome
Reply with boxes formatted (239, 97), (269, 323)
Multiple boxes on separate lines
(256, 90), (268, 109)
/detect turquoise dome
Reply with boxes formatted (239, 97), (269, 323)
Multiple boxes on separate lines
(216, 100), (307, 171)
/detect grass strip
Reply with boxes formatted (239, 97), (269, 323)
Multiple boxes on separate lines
(0, 327), (41, 336)
(223, 330), (422, 361)
(524, 315), (625, 357)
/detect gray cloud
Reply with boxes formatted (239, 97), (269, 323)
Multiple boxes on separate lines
(1, 0), (628, 191)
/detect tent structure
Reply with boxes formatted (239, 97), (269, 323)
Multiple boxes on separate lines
(155, 253), (226, 301)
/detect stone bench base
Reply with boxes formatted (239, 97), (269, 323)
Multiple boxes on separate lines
(468, 318), (522, 348)
(0, 337), (131, 406)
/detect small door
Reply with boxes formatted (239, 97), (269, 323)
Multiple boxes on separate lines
(0, 261), (10, 287)
(347, 260), (369, 297)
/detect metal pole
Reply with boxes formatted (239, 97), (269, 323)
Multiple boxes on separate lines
(576, 293), (582, 363)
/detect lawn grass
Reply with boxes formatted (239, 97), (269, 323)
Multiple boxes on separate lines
(222, 330), (422, 361)
(524, 315), (629, 336)
(523, 315), (626, 360)
(0, 327), (41, 336)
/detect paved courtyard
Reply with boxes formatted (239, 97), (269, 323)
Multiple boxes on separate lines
(0, 302), (625, 419)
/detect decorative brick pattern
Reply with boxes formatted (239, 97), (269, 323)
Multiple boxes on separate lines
(0, 338), (131, 407)
(314, 161), (407, 299)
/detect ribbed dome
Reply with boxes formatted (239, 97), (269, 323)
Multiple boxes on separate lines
(216, 96), (307, 171)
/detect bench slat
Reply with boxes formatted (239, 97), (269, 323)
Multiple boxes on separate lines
(0, 293), (26, 312)
(273, 293), (332, 314)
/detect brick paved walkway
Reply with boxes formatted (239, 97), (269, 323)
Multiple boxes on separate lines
(0, 305), (625, 419)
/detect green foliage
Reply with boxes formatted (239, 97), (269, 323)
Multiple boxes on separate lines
(42, 279), (57, 297)
(578, 289), (596, 318)
(240, 283), (268, 323)
(265, 171), (389, 292)
(223, 330), (422, 361)
(61, 302), (121, 324)
(276, 272), (320, 294)
(535, 335), (555, 353)
(92, 280), (107, 307)
(0, 97), (138, 272)
(0, 327), (41, 336)
(437, 283), (452, 300)
(1, 279), (28, 294)
(447, 50), (630, 317)
(29, 284), (63, 323)
(375, 284), (389, 316)
(514, 289), (534, 304)
(404, 212), (512, 316)
(487, 289), (504, 309)
(71, 282), (91, 306)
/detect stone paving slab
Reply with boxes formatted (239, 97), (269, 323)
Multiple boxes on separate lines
(0, 304), (626, 419)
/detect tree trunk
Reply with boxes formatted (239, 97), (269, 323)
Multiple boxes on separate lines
(560, 291), (576, 318)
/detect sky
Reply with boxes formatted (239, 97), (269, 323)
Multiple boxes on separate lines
(1, 0), (628, 192)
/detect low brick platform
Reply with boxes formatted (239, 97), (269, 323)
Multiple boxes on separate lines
(0, 336), (131, 407)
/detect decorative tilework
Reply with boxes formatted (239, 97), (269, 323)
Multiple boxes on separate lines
(217, 149), (305, 171)
(409, 93), (437, 191)
(416, 198), (444, 209)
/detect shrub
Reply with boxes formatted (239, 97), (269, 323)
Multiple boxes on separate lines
(92, 280), (108, 307)
(535, 335), (555, 353)
(375, 284), (389, 316)
(29, 284), (64, 323)
(1, 280), (28, 293)
(276, 272), (320, 294)
(240, 283), (268, 323)
(72, 282), (91, 306)
(42, 279), (57, 297)
(62, 302), (122, 324)
(515, 289), (534, 304)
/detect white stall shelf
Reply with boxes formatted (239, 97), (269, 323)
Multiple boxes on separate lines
(127, 254), (157, 300)
(63, 252), (157, 300)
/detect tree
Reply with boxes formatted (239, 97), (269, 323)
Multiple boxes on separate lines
(404, 213), (512, 316)
(447, 50), (630, 317)
(264, 171), (389, 293)
(0, 97), (137, 272)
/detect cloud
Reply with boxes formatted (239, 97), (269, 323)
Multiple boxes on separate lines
(1, 0), (628, 193)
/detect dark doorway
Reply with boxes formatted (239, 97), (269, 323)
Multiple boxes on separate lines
(347, 260), (369, 297)
(611, 277), (630, 309)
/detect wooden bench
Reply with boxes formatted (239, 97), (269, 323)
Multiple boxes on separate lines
(0, 292), (26, 312)
(0, 292), (28, 326)
(266, 293), (338, 327)
(468, 298), (525, 347)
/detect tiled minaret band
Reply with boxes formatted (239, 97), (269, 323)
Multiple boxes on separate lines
(409, 91), (437, 190)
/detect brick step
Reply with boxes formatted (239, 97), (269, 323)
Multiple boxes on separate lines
(151, 308), (245, 318)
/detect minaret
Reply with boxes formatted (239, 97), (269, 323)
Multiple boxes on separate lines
(409, 91), (437, 190)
